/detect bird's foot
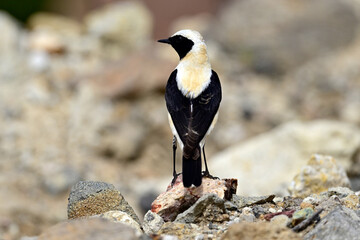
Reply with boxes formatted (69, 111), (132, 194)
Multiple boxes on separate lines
(202, 171), (219, 180)
(171, 173), (181, 187)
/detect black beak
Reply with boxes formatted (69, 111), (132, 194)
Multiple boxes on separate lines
(157, 38), (171, 44)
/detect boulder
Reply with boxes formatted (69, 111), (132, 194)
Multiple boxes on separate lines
(211, 120), (360, 196)
(288, 154), (351, 198)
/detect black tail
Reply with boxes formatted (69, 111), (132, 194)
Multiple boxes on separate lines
(182, 149), (202, 188)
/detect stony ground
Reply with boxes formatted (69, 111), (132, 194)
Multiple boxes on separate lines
(0, 0), (360, 239)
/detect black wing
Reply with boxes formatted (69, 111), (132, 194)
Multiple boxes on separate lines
(165, 69), (222, 159)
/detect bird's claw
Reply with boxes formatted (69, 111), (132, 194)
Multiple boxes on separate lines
(202, 171), (219, 180)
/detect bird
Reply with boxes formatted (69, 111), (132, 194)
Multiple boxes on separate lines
(158, 29), (222, 188)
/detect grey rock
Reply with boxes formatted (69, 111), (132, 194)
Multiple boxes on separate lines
(67, 181), (140, 224)
(142, 210), (164, 235)
(175, 194), (227, 223)
(68, 181), (115, 205)
(232, 194), (275, 209)
(305, 206), (360, 240)
(224, 200), (238, 211)
(321, 187), (354, 198)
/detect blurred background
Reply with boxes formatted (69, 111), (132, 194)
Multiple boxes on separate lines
(0, 0), (360, 239)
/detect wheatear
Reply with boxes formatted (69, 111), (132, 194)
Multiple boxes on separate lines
(158, 29), (222, 187)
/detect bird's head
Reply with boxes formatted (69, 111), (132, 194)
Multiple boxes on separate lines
(158, 29), (207, 60)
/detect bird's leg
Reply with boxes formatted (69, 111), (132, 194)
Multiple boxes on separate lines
(202, 144), (219, 179)
(171, 136), (180, 186)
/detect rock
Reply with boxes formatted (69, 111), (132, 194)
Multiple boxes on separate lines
(291, 208), (314, 227)
(27, 12), (83, 36)
(85, 1), (152, 53)
(288, 154), (351, 198)
(222, 221), (302, 240)
(237, 207), (256, 222)
(142, 210), (164, 235)
(175, 194), (228, 223)
(0, 11), (20, 54)
(270, 214), (290, 227)
(28, 29), (66, 54)
(95, 211), (142, 235)
(212, 120), (360, 196)
(157, 222), (202, 240)
(231, 194), (275, 209)
(67, 181), (139, 224)
(305, 206), (360, 240)
(322, 187), (354, 198)
(151, 177), (237, 222)
(214, 0), (359, 74)
(37, 218), (138, 240)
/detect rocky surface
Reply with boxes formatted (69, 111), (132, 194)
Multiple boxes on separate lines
(34, 177), (360, 239)
(1, 0), (360, 239)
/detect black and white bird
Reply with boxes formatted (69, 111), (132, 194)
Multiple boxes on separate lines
(158, 29), (222, 188)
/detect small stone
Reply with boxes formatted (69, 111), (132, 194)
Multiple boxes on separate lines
(300, 202), (314, 209)
(288, 154), (351, 198)
(242, 207), (253, 215)
(224, 201), (238, 211)
(142, 210), (164, 235)
(291, 208), (314, 226)
(95, 210), (142, 235)
(268, 208), (276, 213)
(273, 197), (284, 204)
(157, 222), (201, 239)
(67, 181), (140, 224)
(322, 187), (354, 198)
(238, 207), (256, 222)
(232, 194), (275, 208)
(175, 194), (228, 223)
(270, 215), (290, 227)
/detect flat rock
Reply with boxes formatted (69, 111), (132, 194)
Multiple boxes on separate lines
(67, 181), (139, 224)
(151, 176), (237, 222)
(305, 206), (360, 240)
(232, 194), (275, 209)
(38, 218), (138, 240)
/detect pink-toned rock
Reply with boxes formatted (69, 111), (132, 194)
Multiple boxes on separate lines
(151, 175), (237, 221)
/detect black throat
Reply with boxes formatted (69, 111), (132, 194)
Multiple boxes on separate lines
(169, 35), (194, 59)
